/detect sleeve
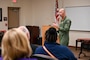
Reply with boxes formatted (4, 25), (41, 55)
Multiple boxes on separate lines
(59, 20), (71, 32)
(35, 46), (47, 55)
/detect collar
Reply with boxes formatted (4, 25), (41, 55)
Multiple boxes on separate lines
(61, 16), (67, 21)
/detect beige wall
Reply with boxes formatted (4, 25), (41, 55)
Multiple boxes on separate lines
(31, 0), (63, 37)
(0, 0), (32, 30)
(0, 0), (90, 46)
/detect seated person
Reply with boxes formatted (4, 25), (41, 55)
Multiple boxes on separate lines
(0, 31), (5, 55)
(18, 26), (38, 54)
(0, 31), (4, 45)
(1, 28), (37, 60)
(35, 27), (77, 60)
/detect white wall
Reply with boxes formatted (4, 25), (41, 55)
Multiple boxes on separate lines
(63, 0), (90, 46)
(0, 0), (90, 46)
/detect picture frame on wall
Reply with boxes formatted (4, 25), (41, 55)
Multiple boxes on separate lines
(0, 8), (2, 21)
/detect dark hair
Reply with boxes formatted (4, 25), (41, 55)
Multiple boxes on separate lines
(45, 27), (57, 42)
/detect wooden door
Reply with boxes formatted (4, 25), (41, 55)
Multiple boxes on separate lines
(8, 7), (20, 29)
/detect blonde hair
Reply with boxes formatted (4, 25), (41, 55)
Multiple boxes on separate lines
(1, 28), (32, 60)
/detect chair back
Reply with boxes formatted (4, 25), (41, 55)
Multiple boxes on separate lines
(31, 54), (58, 60)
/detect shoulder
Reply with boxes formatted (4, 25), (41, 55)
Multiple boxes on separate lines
(65, 18), (71, 24)
(58, 45), (70, 51)
(60, 46), (75, 54)
(35, 46), (43, 53)
(36, 46), (43, 50)
(65, 17), (71, 21)
(66, 20), (71, 24)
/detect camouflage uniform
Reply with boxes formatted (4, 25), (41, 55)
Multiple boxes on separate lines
(59, 16), (71, 46)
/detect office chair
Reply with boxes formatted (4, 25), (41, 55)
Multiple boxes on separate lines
(31, 54), (58, 60)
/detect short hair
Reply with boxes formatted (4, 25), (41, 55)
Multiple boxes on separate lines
(1, 28), (32, 60)
(59, 8), (66, 16)
(45, 27), (57, 42)
(18, 26), (30, 40)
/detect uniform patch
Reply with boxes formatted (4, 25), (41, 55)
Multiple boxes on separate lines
(67, 20), (70, 23)
(65, 24), (68, 28)
(65, 21), (70, 28)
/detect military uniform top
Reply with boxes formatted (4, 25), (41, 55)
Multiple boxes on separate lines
(58, 16), (71, 46)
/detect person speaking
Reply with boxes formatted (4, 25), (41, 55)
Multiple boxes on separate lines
(53, 8), (71, 46)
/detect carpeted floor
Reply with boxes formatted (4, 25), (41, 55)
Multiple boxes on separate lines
(68, 47), (90, 60)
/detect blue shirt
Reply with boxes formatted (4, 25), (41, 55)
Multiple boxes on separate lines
(35, 42), (77, 60)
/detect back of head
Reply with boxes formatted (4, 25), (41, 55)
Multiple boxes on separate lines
(18, 26), (30, 40)
(45, 27), (57, 42)
(1, 28), (32, 60)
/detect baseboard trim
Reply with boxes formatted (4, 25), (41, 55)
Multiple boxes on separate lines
(68, 45), (80, 48)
